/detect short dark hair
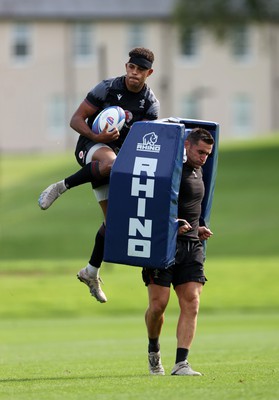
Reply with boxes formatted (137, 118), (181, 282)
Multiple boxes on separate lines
(129, 47), (154, 64)
(187, 127), (214, 145)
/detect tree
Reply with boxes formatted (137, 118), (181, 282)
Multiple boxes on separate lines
(173, 0), (279, 40)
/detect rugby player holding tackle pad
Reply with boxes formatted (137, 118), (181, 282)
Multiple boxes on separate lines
(104, 118), (219, 376)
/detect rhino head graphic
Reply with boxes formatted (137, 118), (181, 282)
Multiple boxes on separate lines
(142, 132), (158, 145)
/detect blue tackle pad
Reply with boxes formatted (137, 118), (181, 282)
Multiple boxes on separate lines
(167, 118), (219, 257)
(167, 118), (219, 229)
(104, 121), (185, 269)
(104, 118), (219, 268)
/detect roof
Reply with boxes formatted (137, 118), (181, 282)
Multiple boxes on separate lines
(2, 0), (278, 23)
(0, 0), (175, 20)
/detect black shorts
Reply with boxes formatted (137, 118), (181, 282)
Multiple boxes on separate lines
(74, 136), (113, 189)
(74, 136), (98, 167)
(142, 240), (207, 289)
(74, 135), (118, 167)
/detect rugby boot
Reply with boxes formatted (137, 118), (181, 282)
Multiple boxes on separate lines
(77, 266), (107, 303)
(38, 180), (67, 210)
(148, 351), (165, 375)
(171, 360), (202, 376)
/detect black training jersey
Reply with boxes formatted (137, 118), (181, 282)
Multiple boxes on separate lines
(85, 75), (160, 148)
(177, 163), (205, 241)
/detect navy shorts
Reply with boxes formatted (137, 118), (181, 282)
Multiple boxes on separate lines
(142, 240), (207, 289)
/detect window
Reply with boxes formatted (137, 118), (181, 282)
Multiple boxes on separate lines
(47, 95), (66, 138)
(12, 23), (32, 62)
(180, 27), (199, 59)
(73, 23), (95, 61)
(232, 94), (253, 136)
(181, 95), (200, 120)
(127, 23), (145, 50)
(231, 25), (251, 61)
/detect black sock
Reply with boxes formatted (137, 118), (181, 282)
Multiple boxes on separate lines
(175, 348), (189, 364)
(89, 223), (105, 269)
(148, 338), (160, 353)
(65, 161), (102, 189)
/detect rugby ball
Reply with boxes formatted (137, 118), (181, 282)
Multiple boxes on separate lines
(92, 106), (126, 134)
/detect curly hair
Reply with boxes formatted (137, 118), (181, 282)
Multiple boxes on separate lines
(129, 47), (154, 63)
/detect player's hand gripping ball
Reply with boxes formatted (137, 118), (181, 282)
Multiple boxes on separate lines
(92, 106), (126, 134)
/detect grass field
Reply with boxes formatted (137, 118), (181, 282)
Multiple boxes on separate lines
(0, 136), (279, 399)
(1, 312), (278, 400)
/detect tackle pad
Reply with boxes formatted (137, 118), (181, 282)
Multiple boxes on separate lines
(169, 118), (219, 228)
(168, 117), (219, 256)
(104, 121), (185, 269)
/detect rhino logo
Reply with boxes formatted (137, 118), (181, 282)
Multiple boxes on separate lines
(143, 132), (158, 145)
(137, 131), (161, 153)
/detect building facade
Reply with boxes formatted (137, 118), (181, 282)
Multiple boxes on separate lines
(0, 0), (278, 152)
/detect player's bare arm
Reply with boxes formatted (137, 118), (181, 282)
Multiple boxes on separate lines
(70, 101), (119, 143)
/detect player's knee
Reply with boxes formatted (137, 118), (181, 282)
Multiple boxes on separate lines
(187, 296), (200, 316)
(150, 300), (166, 317)
(99, 160), (114, 176)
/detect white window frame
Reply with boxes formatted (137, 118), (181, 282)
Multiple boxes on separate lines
(179, 27), (200, 62)
(47, 95), (67, 139)
(232, 94), (253, 136)
(127, 23), (146, 51)
(72, 22), (95, 63)
(181, 94), (201, 120)
(11, 23), (32, 64)
(230, 25), (252, 62)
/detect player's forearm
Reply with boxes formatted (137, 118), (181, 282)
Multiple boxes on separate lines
(70, 116), (97, 141)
